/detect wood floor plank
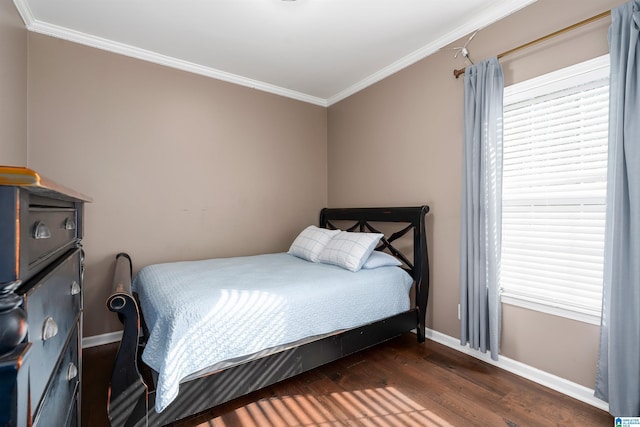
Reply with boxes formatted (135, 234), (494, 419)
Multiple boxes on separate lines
(83, 334), (612, 427)
(331, 342), (510, 425)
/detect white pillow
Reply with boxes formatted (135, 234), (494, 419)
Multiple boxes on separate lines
(362, 251), (402, 269)
(318, 231), (383, 272)
(288, 225), (340, 262)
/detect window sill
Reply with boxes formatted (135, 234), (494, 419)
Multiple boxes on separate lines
(501, 294), (602, 326)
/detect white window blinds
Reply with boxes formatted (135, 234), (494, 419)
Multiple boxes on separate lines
(501, 56), (609, 324)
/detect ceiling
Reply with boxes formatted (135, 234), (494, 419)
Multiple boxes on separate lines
(14, 0), (537, 106)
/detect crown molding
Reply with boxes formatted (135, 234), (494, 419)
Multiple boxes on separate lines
(12, 0), (35, 26)
(13, 0), (327, 107)
(29, 20), (328, 107)
(14, 0), (536, 108)
(326, 0), (539, 106)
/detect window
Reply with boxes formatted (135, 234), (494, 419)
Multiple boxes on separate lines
(501, 55), (609, 325)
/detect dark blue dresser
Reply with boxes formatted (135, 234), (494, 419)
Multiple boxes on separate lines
(0, 167), (90, 427)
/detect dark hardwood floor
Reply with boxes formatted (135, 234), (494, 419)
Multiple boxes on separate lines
(82, 333), (612, 426)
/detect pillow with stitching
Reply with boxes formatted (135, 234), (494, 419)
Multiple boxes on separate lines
(318, 231), (383, 272)
(288, 225), (340, 262)
(362, 251), (402, 269)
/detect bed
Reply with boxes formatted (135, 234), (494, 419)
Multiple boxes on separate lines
(107, 206), (430, 426)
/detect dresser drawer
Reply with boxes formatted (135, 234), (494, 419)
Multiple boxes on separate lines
(0, 187), (83, 284)
(19, 248), (82, 412)
(32, 325), (80, 427)
(25, 207), (79, 273)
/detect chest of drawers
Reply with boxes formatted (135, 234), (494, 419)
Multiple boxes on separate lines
(0, 167), (91, 427)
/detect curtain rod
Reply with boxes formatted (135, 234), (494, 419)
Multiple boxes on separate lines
(453, 10), (611, 79)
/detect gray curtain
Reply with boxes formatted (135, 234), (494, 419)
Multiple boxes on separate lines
(459, 58), (503, 361)
(595, 0), (640, 417)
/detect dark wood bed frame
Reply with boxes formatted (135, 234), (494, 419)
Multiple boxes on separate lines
(106, 206), (430, 426)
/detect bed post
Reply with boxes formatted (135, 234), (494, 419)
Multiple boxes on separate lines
(106, 253), (148, 427)
(415, 206), (430, 343)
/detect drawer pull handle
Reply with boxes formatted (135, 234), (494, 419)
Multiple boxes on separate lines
(33, 221), (51, 239)
(71, 281), (81, 296)
(67, 363), (78, 381)
(42, 317), (58, 341)
(80, 249), (86, 282)
(64, 217), (76, 230)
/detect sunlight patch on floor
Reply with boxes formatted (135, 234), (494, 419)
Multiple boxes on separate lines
(199, 386), (453, 426)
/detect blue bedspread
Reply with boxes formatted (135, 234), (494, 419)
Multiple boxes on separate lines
(133, 252), (413, 412)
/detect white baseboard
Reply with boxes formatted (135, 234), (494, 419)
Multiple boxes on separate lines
(423, 328), (610, 413)
(80, 327), (609, 412)
(82, 330), (123, 348)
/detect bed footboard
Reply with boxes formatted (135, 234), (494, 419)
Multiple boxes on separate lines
(106, 253), (149, 426)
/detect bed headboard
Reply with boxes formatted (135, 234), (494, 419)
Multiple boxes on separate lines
(319, 206), (430, 341)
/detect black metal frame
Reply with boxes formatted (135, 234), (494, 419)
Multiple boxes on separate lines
(106, 206), (430, 427)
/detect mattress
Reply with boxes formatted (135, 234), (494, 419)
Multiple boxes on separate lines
(133, 252), (414, 412)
